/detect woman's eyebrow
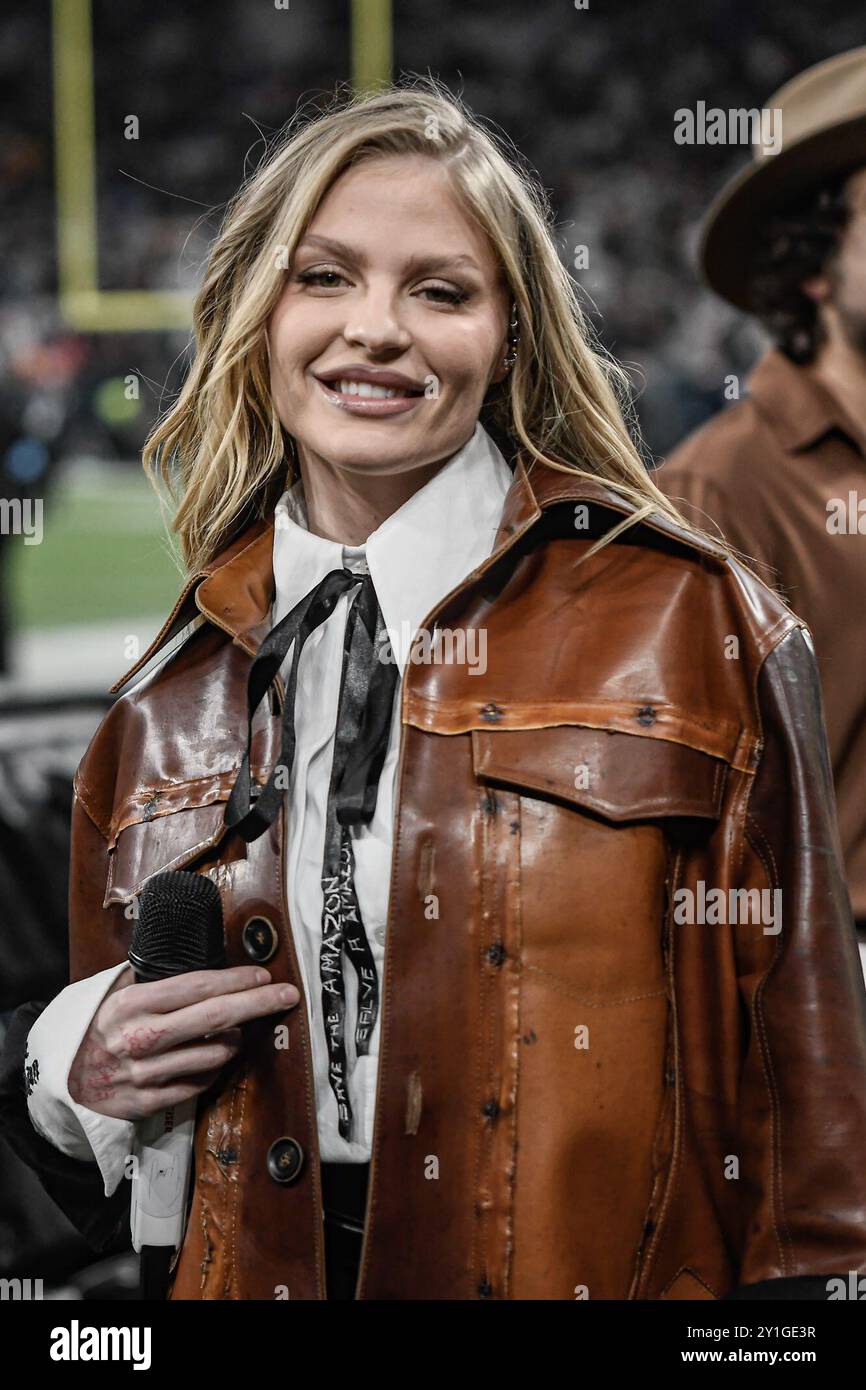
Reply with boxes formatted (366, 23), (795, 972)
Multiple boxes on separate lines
(296, 234), (481, 275)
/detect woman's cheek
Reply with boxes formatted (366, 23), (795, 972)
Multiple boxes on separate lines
(431, 338), (492, 397)
(451, 324), (502, 389)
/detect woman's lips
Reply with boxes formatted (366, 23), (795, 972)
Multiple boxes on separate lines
(314, 376), (425, 416)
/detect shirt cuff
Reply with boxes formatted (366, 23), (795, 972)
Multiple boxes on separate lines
(25, 962), (135, 1197)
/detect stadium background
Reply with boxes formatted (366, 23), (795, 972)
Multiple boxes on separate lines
(0, 0), (861, 1294)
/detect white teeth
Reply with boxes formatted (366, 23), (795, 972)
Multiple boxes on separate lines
(338, 379), (399, 399)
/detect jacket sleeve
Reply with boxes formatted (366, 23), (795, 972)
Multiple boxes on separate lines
(0, 1001), (131, 1254)
(727, 624), (866, 1297)
(0, 790), (134, 1252)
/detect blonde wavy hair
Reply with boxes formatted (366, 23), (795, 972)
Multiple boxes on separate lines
(144, 76), (710, 574)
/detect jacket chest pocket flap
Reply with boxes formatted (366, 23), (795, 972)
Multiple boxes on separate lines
(471, 723), (728, 823)
(103, 775), (239, 907)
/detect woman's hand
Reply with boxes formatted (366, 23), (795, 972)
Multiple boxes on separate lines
(67, 965), (299, 1120)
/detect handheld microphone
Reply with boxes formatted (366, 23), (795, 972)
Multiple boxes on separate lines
(127, 870), (225, 1294)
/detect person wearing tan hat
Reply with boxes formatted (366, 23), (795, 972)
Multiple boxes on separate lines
(657, 47), (866, 975)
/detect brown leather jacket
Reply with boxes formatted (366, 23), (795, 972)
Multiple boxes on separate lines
(29, 452), (866, 1297)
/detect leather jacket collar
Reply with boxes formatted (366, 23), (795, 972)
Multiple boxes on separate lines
(111, 447), (724, 697)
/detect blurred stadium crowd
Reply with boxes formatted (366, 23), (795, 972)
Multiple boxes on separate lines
(2, 0), (864, 492)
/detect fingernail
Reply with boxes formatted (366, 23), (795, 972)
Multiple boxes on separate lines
(279, 985), (297, 1004)
(255, 969), (271, 984)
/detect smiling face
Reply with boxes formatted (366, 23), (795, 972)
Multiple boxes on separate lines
(267, 153), (511, 487)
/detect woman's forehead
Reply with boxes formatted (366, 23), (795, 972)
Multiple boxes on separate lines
(302, 158), (503, 273)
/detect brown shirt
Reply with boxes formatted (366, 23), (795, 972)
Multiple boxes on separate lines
(657, 347), (866, 919)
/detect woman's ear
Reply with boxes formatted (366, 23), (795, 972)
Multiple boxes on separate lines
(489, 295), (519, 384)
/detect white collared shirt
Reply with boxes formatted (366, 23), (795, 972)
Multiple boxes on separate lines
(271, 422), (512, 1159)
(25, 421), (513, 1186)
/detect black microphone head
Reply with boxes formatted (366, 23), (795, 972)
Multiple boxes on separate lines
(129, 870), (226, 981)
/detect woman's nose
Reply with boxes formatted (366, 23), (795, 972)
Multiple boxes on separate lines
(343, 296), (412, 355)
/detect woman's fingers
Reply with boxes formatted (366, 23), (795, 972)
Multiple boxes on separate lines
(116, 965), (280, 1016)
(164, 980), (298, 1049)
(127, 1034), (242, 1088)
(103, 979), (299, 1059)
(132, 1069), (227, 1117)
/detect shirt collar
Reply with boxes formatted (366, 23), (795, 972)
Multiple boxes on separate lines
(271, 421), (514, 672)
(747, 347), (866, 455)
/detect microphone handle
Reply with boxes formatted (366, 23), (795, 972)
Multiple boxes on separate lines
(130, 1101), (198, 1254)
(127, 870), (226, 1297)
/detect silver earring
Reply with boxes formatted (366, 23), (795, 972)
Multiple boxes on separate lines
(503, 302), (520, 369)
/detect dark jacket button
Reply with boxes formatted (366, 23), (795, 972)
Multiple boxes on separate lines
(477, 1280), (493, 1297)
(267, 1137), (304, 1184)
(480, 702), (504, 723)
(485, 942), (506, 966)
(483, 1098), (500, 1119)
(242, 916), (279, 963)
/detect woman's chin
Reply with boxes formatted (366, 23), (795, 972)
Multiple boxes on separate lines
(302, 421), (438, 471)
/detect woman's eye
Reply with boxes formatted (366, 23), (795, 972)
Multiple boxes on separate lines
(297, 269), (347, 289)
(295, 270), (468, 305)
(418, 284), (469, 306)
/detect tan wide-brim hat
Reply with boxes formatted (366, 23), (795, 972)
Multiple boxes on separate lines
(700, 46), (866, 310)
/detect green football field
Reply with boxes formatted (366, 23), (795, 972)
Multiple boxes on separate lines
(8, 463), (184, 630)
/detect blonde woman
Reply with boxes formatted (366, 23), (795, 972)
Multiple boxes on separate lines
(2, 80), (866, 1303)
